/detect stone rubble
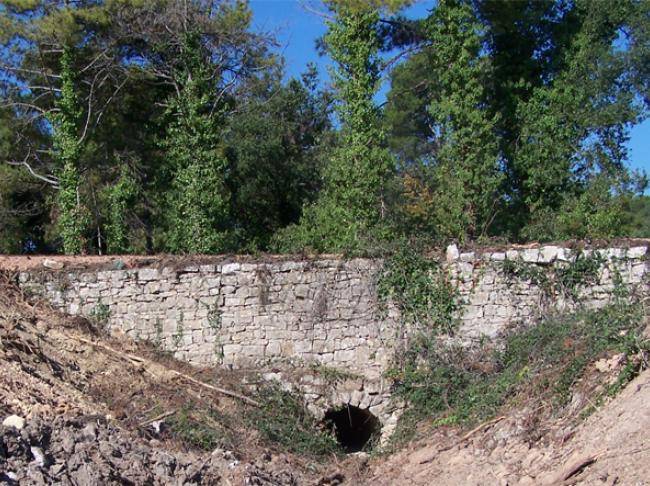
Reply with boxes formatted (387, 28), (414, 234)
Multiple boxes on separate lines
(0, 415), (300, 485)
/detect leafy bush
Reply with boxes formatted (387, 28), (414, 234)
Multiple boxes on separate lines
(167, 404), (233, 451)
(247, 384), (340, 457)
(390, 299), (649, 435)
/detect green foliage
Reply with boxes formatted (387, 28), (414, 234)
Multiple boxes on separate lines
(274, 5), (394, 253)
(153, 318), (163, 348)
(0, 163), (48, 253)
(168, 403), (233, 451)
(160, 32), (231, 254)
(383, 0), (648, 243)
(383, 51), (435, 164)
(248, 383), (340, 457)
(420, 0), (502, 241)
(324, 6), (394, 229)
(204, 300), (224, 362)
(626, 195), (650, 237)
(172, 310), (184, 349)
(378, 244), (459, 333)
(225, 66), (332, 250)
(89, 301), (111, 327)
(105, 164), (138, 254)
(51, 45), (89, 255)
(502, 250), (606, 301)
(1, 0), (649, 254)
(308, 362), (361, 383)
(390, 299), (648, 440)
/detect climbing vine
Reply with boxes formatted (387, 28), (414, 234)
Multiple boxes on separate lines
(501, 250), (606, 302)
(51, 44), (89, 254)
(105, 164), (138, 254)
(378, 244), (459, 337)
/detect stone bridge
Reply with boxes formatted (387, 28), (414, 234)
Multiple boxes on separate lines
(16, 242), (649, 446)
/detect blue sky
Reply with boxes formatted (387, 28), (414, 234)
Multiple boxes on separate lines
(249, 0), (648, 179)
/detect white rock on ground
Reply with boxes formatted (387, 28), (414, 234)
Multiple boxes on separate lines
(2, 415), (25, 430)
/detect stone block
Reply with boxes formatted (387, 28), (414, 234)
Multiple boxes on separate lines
(506, 250), (519, 260)
(460, 252), (475, 262)
(138, 268), (159, 281)
(294, 284), (310, 299)
(463, 305), (483, 320)
(266, 341), (282, 356)
(446, 244), (460, 262)
(221, 263), (240, 274)
(280, 261), (303, 272)
(539, 246), (559, 263)
(627, 246), (648, 259)
(521, 248), (539, 263)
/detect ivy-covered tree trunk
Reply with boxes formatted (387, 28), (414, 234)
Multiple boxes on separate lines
(423, 0), (502, 242)
(323, 5), (394, 229)
(51, 45), (88, 255)
(161, 33), (231, 254)
(272, 5), (394, 253)
(105, 164), (138, 254)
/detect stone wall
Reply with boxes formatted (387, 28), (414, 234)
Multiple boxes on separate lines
(18, 244), (649, 373)
(16, 243), (649, 435)
(19, 259), (397, 378)
(448, 244), (649, 341)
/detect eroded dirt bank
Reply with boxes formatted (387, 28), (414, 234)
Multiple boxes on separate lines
(367, 367), (650, 485)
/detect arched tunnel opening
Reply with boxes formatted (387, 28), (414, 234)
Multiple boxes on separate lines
(323, 405), (382, 453)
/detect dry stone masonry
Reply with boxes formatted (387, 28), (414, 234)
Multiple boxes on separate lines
(448, 244), (649, 341)
(16, 243), (650, 438)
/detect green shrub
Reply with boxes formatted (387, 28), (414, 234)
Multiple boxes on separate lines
(167, 404), (233, 451)
(391, 299), (648, 434)
(247, 384), (340, 457)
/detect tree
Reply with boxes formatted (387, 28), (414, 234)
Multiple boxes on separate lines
(382, 0), (648, 241)
(420, 0), (501, 241)
(225, 65), (333, 250)
(1, 0), (277, 254)
(505, 0), (647, 239)
(157, 32), (230, 254)
(50, 44), (89, 254)
(0, 0), (136, 253)
(104, 162), (138, 254)
(274, 3), (394, 252)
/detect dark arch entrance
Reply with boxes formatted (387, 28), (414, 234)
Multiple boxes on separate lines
(323, 405), (381, 453)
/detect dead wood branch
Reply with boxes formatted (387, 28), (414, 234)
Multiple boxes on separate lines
(76, 337), (260, 407)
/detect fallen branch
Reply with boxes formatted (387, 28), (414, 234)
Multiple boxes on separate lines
(168, 369), (260, 407)
(139, 409), (176, 427)
(435, 416), (507, 455)
(77, 337), (144, 365)
(77, 337), (260, 407)
(544, 450), (606, 485)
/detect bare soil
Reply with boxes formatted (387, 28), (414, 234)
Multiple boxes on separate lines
(367, 365), (650, 485)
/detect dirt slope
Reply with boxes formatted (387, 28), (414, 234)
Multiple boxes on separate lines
(366, 370), (650, 486)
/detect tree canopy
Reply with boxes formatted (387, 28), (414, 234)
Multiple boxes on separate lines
(1, 0), (648, 255)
